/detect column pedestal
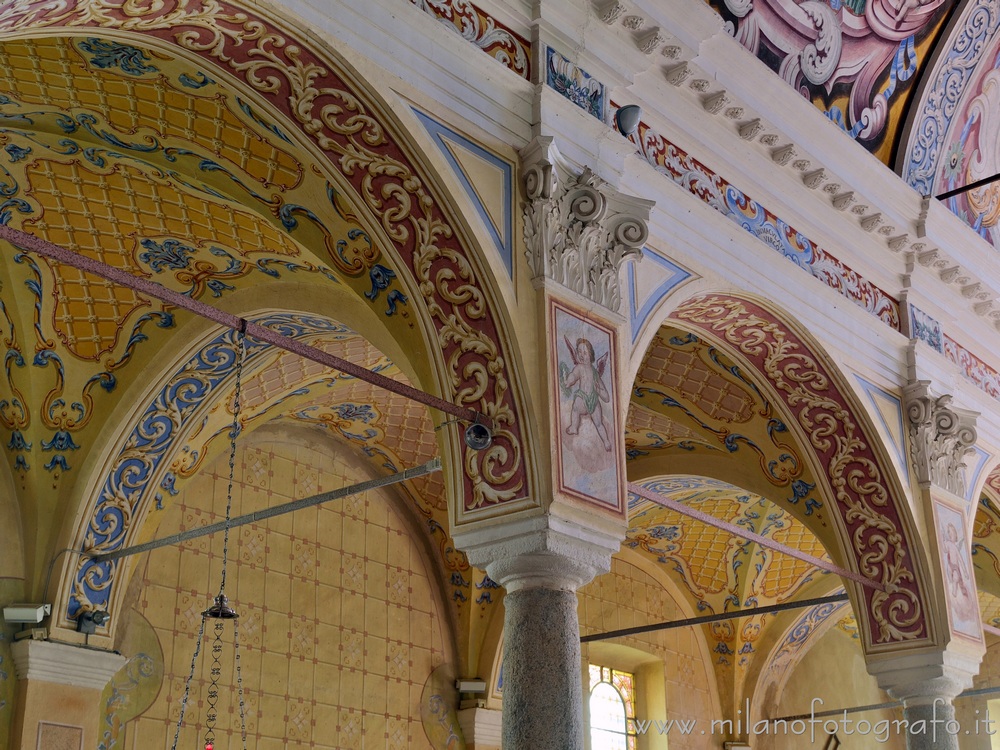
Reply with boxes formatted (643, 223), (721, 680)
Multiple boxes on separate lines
(456, 706), (502, 750)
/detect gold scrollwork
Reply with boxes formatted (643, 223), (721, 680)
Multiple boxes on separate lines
(4, 0), (525, 525)
(675, 295), (926, 644)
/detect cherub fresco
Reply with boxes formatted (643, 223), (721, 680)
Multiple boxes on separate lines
(936, 504), (981, 639)
(552, 303), (621, 510)
(560, 336), (613, 451)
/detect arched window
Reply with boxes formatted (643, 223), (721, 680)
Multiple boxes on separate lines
(589, 664), (638, 750)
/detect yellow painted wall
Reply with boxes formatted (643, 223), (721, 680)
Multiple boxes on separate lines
(106, 427), (462, 749)
(579, 555), (717, 750)
(761, 626), (903, 750)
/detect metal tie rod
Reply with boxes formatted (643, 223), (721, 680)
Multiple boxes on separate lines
(627, 482), (885, 592)
(581, 592), (850, 643)
(0, 225), (490, 428)
(87, 458), (441, 563)
(776, 684), (1000, 723)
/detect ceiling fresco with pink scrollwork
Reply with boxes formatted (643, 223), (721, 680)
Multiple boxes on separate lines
(704, 0), (953, 162)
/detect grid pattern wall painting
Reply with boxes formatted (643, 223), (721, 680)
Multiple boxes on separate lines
(579, 557), (715, 750)
(117, 432), (454, 749)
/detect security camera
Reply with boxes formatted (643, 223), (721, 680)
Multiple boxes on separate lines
(76, 609), (110, 634)
(2, 604), (51, 624)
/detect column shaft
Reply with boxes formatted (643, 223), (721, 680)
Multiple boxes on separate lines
(904, 700), (959, 750)
(502, 587), (584, 749)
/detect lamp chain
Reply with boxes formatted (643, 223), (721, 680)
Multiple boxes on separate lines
(235, 615), (249, 745)
(205, 620), (224, 745)
(170, 329), (249, 750)
(218, 330), (246, 598)
(170, 613), (207, 750)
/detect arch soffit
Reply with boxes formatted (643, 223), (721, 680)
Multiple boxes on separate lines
(55, 305), (498, 632)
(0, 0), (535, 519)
(634, 292), (934, 653)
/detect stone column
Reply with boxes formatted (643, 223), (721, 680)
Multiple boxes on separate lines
(459, 517), (621, 750)
(870, 654), (980, 750)
(9, 639), (125, 749)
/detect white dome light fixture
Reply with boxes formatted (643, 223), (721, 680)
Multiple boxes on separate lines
(614, 104), (642, 137)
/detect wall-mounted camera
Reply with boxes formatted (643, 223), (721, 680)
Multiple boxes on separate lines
(2, 603), (51, 624)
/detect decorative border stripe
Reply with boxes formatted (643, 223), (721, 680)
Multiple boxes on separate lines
(944, 334), (1000, 400)
(855, 377), (909, 485)
(408, 0), (530, 80)
(624, 113), (900, 330)
(626, 251), (691, 342)
(967, 446), (991, 503)
(542, 51), (900, 330)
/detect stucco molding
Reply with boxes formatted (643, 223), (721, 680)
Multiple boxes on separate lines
(521, 136), (653, 312)
(904, 381), (978, 496)
(11, 639), (126, 690)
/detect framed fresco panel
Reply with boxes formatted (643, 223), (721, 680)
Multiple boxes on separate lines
(550, 299), (624, 515)
(933, 497), (981, 642)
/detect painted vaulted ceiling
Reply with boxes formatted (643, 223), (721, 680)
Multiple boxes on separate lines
(704, 0), (1000, 251)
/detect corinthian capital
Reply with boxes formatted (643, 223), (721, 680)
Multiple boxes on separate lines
(521, 137), (654, 312)
(904, 381), (978, 496)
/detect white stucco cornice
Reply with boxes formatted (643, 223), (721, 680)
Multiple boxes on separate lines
(11, 639), (125, 690)
(558, 0), (1000, 338)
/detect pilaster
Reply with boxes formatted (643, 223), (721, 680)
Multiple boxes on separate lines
(870, 382), (988, 750)
(9, 639), (125, 750)
(450, 133), (652, 750)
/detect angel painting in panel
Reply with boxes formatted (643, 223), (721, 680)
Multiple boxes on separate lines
(560, 336), (613, 451)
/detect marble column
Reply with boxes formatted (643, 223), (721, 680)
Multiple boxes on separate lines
(459, 516), (620, 750)
(870, 652), (980, 750)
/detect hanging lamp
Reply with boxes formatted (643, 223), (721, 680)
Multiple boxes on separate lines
(171, 328), (250, 750)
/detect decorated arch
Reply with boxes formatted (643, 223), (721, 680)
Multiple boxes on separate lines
(0, 0), (535, 628)
(627, 291), (935, 653)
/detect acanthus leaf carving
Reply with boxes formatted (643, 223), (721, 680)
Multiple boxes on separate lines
(904, 382), (978, 497)
(521, 137), (652, 311)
